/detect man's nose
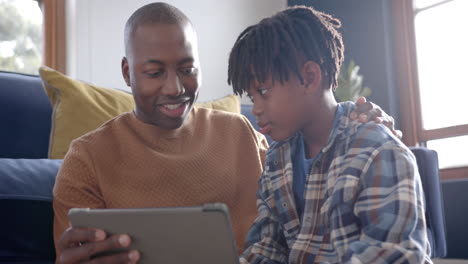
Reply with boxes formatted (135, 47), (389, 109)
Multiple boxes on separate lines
(162, 71), (184, 97)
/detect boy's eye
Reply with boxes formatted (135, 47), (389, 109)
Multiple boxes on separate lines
(180, 67), (197, 76)
(258, 87), (270, 96)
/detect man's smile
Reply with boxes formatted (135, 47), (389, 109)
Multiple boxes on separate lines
(157, 100), (190, 118)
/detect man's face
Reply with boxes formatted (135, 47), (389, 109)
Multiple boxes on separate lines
(122, 23), (201, 129)
(247, 75), (314, 142)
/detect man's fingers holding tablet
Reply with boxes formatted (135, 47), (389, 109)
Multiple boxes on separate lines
(58, 227), (106, 251)
(57, 227), (139, 263)
(86, 249), (140, 264)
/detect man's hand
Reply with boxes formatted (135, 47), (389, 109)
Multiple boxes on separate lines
(350, 97), (403, 139)
(57, 227), (140, 264)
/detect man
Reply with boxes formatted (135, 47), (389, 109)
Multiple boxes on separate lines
(53, 2), (398, 263)
(54, 3), (266, 263)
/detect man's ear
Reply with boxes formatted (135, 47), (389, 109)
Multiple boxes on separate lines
(121, 57), (131, 87)
(302, 60), (322, 94)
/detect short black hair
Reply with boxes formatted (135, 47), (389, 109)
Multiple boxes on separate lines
(124, 2), (191, 56)
(227, 5), (344, 95)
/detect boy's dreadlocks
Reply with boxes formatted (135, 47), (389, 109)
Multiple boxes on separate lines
(228, 5), (344, 95)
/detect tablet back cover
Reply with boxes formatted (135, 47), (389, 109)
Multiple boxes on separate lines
(68, 203), (239, 264)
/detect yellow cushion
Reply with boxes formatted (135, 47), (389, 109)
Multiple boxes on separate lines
(199, 95), (239, 113)
(39, 66), (240, 159)
(196, 94), (240, 114)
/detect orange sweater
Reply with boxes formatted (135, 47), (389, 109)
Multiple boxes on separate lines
(53, 107), (268, 256)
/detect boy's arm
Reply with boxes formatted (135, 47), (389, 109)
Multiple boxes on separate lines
(331, 144), (431, 263)
(239, 193), (288, 264)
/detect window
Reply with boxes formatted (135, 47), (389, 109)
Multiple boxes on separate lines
(0, 0), (43, 74)
(393, 0), (468, 180)
(0, 0), (65, 74)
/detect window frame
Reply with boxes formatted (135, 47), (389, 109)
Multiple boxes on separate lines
(40, 0), (66, 73)
(392, 0), (468, 180)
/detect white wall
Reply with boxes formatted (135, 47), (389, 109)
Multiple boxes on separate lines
(66, 0), (286, 102)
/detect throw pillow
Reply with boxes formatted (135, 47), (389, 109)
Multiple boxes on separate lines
(39, 66), (240, 159)
(196, 93), (240, 114)
(40, 66), (135, 159)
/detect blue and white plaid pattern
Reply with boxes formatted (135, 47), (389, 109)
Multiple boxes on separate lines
(240, 102), (431, 264)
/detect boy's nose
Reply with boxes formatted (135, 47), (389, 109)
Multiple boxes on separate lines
(252, 101), (263, 116)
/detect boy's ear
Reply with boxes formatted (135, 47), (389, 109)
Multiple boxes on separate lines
(302, 60), (322, 94)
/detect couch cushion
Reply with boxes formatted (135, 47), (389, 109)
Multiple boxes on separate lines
(410, 147), (447, 258)
(197, 94), (240, 115)
(0, 158), (62, 262)
(40, 66), (241, 159)
(0, 71), (52, 158)
(441, 178), (468, 259)
(40, 66), (135, 159)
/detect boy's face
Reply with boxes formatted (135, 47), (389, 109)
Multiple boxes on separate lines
(247, 74), (315, 142)
(122, 22), (201, 129)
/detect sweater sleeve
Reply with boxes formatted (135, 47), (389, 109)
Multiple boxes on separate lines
(240, 114), (269, 168)
(52, 139), (105, 257)
(257, 133), (269, 169)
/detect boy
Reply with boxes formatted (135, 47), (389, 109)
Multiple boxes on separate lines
(228, 6), (431, 264)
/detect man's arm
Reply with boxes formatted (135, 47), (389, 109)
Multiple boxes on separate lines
(331, 143), (431, 263)
(53, 142), (140, 264)
(53, 147), (104, 247)
(240, 194), (288, 264)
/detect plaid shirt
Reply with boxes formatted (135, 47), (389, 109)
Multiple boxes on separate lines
(240, 102), (432, 264)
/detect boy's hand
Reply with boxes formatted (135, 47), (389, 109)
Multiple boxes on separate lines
(350, 97), (403, 139)
(56, 227), (140, 264)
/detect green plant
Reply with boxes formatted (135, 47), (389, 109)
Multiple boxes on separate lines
(334, 60), (371, 102)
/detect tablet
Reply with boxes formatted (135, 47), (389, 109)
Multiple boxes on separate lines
(68, 203), (239, 264)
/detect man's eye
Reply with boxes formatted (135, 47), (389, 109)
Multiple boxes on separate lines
(146, 71), (163, 78)
(180, 67), (197, 76)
